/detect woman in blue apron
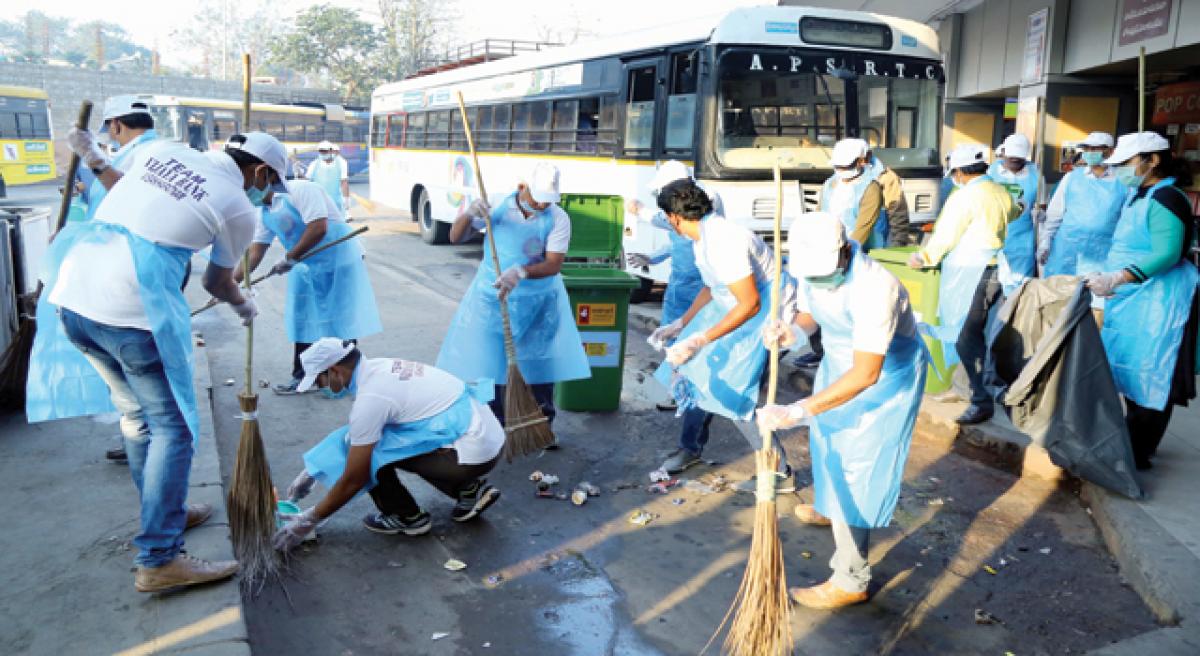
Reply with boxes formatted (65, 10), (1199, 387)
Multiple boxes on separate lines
(438, 166), (591, 430)
(988, 134), (1040, 295)
(1041, 145), (1127, 277)
(759, 212), (926, 610)
(649, 179), (795, 476)
(1085, 133), (1199, 470)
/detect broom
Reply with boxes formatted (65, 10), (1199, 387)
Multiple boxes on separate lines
(225, 53), (281, 592)
(0, 100), (93, 410)
(453, 91), (554, 460)
(712, 160), (791, 656)
(190, 226), (370, 316)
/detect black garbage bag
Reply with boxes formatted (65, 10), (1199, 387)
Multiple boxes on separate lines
(987, 276), (1143, 499)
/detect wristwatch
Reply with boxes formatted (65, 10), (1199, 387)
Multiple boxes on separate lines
(91, 163), (111, 176)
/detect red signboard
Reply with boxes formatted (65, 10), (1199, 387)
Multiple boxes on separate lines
(1152, 81), (1200, 125)
(1118, 0), (1173, 46)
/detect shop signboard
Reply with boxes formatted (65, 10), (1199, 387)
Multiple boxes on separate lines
(1151, 81), (1200, 125)
(1022, 8), (1049, 83)
(1118, 0), (1173, 46)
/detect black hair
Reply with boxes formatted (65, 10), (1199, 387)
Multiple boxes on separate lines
(956, 162), (988, 176)
(656, 179), (713, 221)
(1146, 149), (1193, 189)
(115, 112), (154, 130)
(337, 342), (361, 369)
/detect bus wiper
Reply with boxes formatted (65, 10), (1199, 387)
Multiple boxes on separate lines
(813, 66), (841, 141)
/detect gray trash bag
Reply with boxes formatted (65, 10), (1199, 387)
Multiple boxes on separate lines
(987, 276), (1143, 499)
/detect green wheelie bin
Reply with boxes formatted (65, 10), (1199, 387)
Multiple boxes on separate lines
(553, 194), (640, 411)
(869, 246), (956, 394)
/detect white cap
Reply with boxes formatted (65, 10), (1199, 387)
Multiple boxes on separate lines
(787, 212), (846, 278)
(296, 338), (356, 393)
(202, 151), (242, 187)
(317, 140), (336, 151)
(1080, 131), (1115, 148)
(226, 132), (289, 184)
(948, 143), (987, 170)
(1000, 133), (1031, 160)
(649, 160), (691, 193)
(101, 95), (152, 122)
(1105, 131), (1170, 165)
(829, 138), (869, 167)
(527, 162), (561, 204)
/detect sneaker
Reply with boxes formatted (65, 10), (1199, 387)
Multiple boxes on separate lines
(734, 468), (796, 495)
(792, 351), (822, 369)
(661, 448), (702, 474)
(105, 445), (128, 463)
(362, 510), (432, 536)
(134, 553), (239, 593)
(273, 378), (308, 396)
(185, 503), (213, 530)
(655, 400), (678, 412)
(955, 404), (994, 425)
(452, 481), (501, 522)
(793, 503), (832, 526)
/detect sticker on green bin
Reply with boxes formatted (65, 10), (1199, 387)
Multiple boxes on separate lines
(576, 302), (616, 327)
(581, 332), (621, 367)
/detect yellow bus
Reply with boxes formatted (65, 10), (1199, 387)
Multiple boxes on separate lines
(0, 85), (55, 197)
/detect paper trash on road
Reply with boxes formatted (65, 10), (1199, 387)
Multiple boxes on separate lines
(443, 558), (467, 571)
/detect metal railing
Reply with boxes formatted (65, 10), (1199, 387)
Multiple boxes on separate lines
(410, 39), (563, 77)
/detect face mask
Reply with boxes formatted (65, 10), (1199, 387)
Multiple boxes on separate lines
(245, 184), (268, 207)
(1081, 151), (1105, 167)
(836, 167), (861, 181)
(806, 269), (846, 290)
(320, 370), (351, 399)
(321, 154), (334, 162)
(1114, 164), (1144, 188)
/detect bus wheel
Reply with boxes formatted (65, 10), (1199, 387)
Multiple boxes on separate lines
(629, 276), (654, 304)
(417, 188), (450, 244)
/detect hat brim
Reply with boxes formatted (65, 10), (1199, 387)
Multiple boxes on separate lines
(530, 189), (560, 204)
(296, 372), (320, 393)
(789, 246), (841, 279)
(1104, 144), (1140, 165)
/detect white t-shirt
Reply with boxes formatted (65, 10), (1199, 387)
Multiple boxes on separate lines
(50, 142), (257, 330)
(347, 358), (504, 465)
(470, 193), (571, 254)
(795, 252), (917, 355)
(693, 214), (775, 289)
(253, 179), (344, 244)
(306, 156), (348, 181)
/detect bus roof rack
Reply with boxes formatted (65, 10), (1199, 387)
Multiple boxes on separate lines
(407, 39), (562, 79)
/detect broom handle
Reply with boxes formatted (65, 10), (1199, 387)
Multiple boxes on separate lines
(455, 92), (518, 363)
(242, 54), (254, 396)
(53, 101), (94, 241)
(763, 161), (784, 450)
(191, 226), (369, 316)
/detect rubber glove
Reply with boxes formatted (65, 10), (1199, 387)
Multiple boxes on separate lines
(761, 319), (796, 349)
(627, 253), (652, 268)
(1037, 242), (1051, 266)
(230, 294), (258, 326)
(1084, 271), (1127, 298)
(467, 198), (491, 220)
(269, 257), (297, 277)
(647, 319), (684, 350)
(286, 470), (317, 502)
(272, 507), (318, 551)
(494, 265), (526, 299)
(907, 252), (926, 269)
(625, 199), (644, 216)
(67, 127), (109, 170)
(666, 333), (709, 366)
(756, 402), (810, 432)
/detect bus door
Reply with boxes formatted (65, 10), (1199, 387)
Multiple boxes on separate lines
(620, 55), (672, 286)
(183, 109), (211, 151)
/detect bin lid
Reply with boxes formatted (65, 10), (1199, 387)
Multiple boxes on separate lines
(559, 193), (624, 262)
(867, 246), (919, 265)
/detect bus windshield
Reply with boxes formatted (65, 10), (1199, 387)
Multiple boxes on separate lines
(715, 48), (941, 173)
(148, 105), (183, 142)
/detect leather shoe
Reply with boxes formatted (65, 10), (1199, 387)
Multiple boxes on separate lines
(135, 553), (239, 593)
(793, 504), (832, 526)
(955, 404), (994, 425)
(186, 503), (213, 530)
(789, 580), (868, 610)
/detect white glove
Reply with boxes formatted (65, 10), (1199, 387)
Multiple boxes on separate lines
(647, 319), (684, 350)
(1037, 243), (1051, 266)
(342, 196), (352, 209)
(467, 198), (492, 220)
(907, 252), (926, 269)
(762, 319), (796, 349)
(67, 127), (109, 170)
(627, 253), (652, 268)
(269, 258), (297, 277)
(1084, 271), (1126, 298)
(272, 507), (318, 551)
(756, 402), (810, 432)
(625, 199), (644, 216)
(493, 265), (526, 299)
(286, 470), (317, 502)
(230, 294), (258, 326)
(666, 333), (709, 367)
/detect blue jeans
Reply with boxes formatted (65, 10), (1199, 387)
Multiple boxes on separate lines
(61, 309), (193, 568)
(678, 407), (714, 454)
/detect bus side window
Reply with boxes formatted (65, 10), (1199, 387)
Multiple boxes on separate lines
(551, 100), (577, 154)
(492, 104), (511, 152)
(387, 114), (404, 147)
(373, 115), (389, 147)
(529, 101), (550, 152)
(212, 117), (238, 143)
(597, 96), (618, 156)
(511, 103), (531, 152)
(406, 112), (426, 149)
(285, 120), (305, 144)
(0, 111), (16, 137)
(475, 106), (493, 150)
(623, 65), (657, 154)
(427, 110), (450, 149)
(665, 51), (699, 154)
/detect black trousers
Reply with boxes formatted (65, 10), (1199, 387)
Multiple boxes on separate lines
(1125, 399), (1175, 468)
(368, 449), (499, 518)
(489, 382), (556, 428)
(292, 339), (357, 380)
(956, 265), (1002, 407)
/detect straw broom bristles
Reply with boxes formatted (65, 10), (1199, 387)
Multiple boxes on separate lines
(227, 392), (282, 593)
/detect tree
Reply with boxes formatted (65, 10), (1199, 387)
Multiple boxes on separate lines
(374, 0), (454, 80)
(271, 4), (379, 101)
(173, 0), (284, 80)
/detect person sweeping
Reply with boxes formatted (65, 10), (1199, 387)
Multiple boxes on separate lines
(436, 162), (590, 448)
(25, 134), (260, 592)
(759, 211), (927, 609)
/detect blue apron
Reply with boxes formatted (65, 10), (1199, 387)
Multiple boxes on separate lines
(26, 221), (199, 443)
(651, 214), (705, 325)
(807, 245), (927, 528)
(83, 130), (157, 222)
(1043, 170), (1127, 277)
(303, 381), (495, 492)
(309, 159), (345, 213)
(1101, 178), (1199, 411)
(261, 196), (381, 344)
(436, 193), (591, 386)
(821, 173), (887, 250)
(989, 161), (1039, 295)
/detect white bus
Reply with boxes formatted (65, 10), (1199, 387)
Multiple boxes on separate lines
(369, 6), (945, 290)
